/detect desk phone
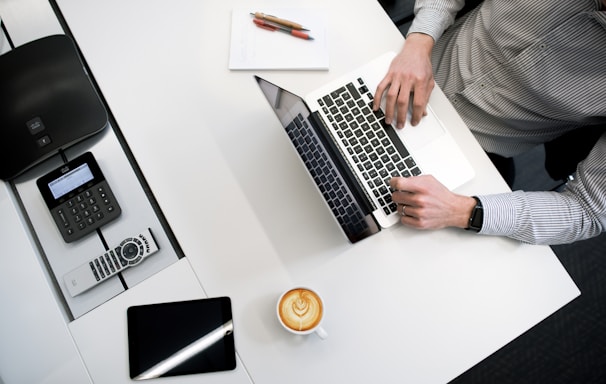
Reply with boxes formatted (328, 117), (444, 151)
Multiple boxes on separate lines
(37, 152), (121, 243)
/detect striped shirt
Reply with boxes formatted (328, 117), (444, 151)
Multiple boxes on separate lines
(408, 0), (606, 244)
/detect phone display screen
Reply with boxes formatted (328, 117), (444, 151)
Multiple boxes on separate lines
(47, 163), (94, 199)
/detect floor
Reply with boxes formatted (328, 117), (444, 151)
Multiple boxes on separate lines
(453, 147), (606, 384)
(377, 1), (606, 383)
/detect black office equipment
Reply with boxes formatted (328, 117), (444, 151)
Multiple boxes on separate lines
(0, 34), (108, 180)
(37, 152), (122, 243)
(127, 297), (236, 380)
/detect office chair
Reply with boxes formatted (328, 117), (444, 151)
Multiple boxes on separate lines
(543, 125), (606, 183)
(377, 0), (484, 32)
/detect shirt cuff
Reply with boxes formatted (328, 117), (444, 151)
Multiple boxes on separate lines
(407, 7), (457, 41)
(475, 193), (522, 236)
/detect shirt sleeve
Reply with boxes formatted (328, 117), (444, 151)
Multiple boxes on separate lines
(407, 0), (466, 41)
(478, 133), (606, 245)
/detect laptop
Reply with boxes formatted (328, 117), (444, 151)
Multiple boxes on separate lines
(255, 51), (474, 243)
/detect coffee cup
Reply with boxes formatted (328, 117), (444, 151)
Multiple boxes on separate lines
(276, 287), (327, 339)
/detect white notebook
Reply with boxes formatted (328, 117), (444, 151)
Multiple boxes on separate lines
(228, 8), (329, 70)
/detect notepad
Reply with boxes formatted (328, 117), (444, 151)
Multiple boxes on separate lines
(228, 8), (328, 70)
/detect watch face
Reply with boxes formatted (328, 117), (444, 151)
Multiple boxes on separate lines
(470, 207), (483, 231)
(467, 197), (483, 232)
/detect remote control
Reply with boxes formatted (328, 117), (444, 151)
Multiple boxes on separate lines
(64, 228), (159, 297)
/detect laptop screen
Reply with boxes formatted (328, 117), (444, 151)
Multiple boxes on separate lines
(255, 76), (379, 242)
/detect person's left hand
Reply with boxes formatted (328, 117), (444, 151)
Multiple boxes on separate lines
(390, 175), (476, 229)
(373, 33), (435, 128)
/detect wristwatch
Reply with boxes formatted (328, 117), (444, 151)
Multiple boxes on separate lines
(466, 196), (483, 232)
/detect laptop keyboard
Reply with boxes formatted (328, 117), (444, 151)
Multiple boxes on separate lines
(286, 114), (371, 240)
(317, 78), (422, 216)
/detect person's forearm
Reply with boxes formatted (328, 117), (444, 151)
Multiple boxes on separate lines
(479, 190), (604, 245)
(479, 136), (606, 245)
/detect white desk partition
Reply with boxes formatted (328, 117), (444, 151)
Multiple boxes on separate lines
(0, 182), (91, 384)
(0, 0), (62, 46)
(1, 0), (581, 383)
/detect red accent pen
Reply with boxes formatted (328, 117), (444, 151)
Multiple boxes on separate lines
(251, 12), (309, 31)
(252, 19), (314, 41)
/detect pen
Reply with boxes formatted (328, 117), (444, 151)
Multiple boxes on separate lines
(253, 19), (314, 40)
(251, 12), (309, 31)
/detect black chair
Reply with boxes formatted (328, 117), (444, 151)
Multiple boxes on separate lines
(544, 125), (606, 183)
(377, 0), (484, 33)
(377, 0), (415, 30)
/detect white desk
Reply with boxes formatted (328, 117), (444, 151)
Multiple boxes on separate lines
(0, 0), (580, 383)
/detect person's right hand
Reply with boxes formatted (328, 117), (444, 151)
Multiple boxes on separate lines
(390, 175), (476, 230)
(373, 33), (435, 128)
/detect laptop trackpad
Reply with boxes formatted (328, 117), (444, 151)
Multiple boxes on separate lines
(395, 106), (445, 150)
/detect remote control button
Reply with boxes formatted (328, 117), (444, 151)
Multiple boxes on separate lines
(128, 256), (142, 265)
(105, 254), (115, 273)
(100, 257), (110, 276)
(95, 259), (105, 278)
(110, 250), (122, 270)
(89, 262), (100, 281)
(133, 238), (144, 255)
(121, 242), (141, 260)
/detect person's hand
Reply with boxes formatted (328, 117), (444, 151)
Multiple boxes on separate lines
(390, 175), (476, 230)
(373, 33), (435, 128)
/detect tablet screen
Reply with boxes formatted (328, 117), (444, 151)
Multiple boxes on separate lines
(127, 297), (236, 380)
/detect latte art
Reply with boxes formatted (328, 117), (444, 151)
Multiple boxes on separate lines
(278, 288), (323, 332)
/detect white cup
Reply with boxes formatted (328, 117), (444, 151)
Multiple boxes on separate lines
(276, 287), (327, 340)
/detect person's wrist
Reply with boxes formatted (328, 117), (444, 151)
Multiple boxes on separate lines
(404, 32), (434, 56)
(456, 196), (478, 229)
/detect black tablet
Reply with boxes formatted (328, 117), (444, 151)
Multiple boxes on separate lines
(127, 297), (236, 380)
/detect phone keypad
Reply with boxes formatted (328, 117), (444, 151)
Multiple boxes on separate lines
(51, 180), (121, 242)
